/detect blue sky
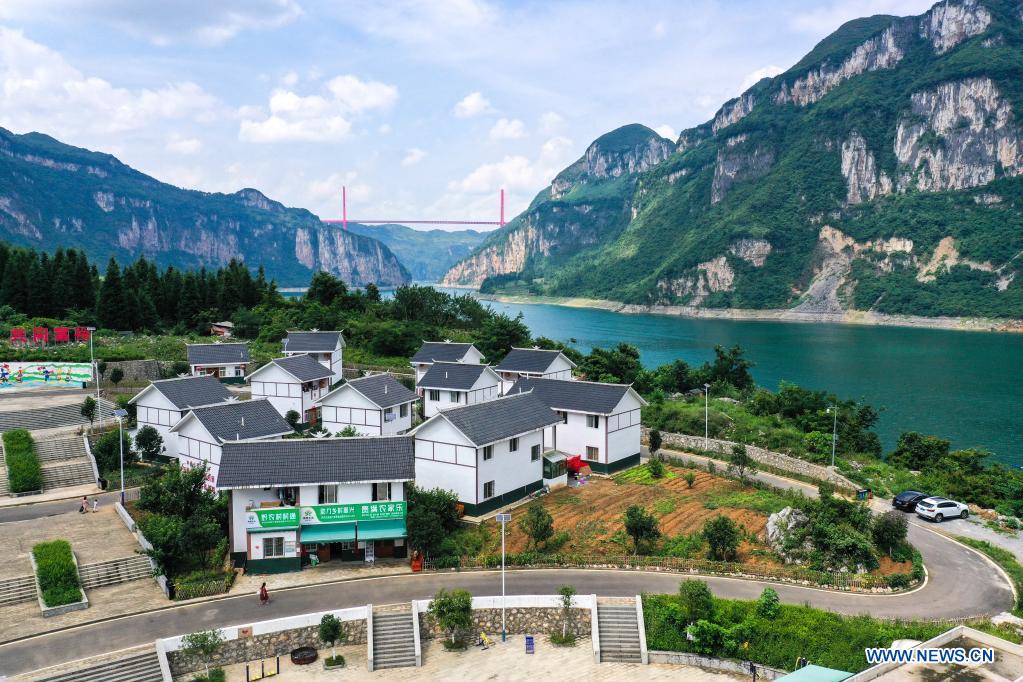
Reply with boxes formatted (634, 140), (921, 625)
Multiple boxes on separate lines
(0, 0), (935, 229)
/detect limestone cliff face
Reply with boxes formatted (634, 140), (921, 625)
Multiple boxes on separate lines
(712, 93), (757, 133)
(920, 0), (992, 54)
(728, 238), (772, 266)
(711, 135), (775, 204)
(841, 132), (893, 204)
(585, 133), (673, 179)
(656, 256), (736, 305)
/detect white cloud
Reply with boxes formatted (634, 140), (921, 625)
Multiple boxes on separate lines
(308, 171), (369, 207)
(0, 0), (303, 46)
(453, 91), (492, 118)
(281, 70), (299, 86)
(489, 118), (525, 140)
(239, 75), (398, 143)
(450, 135), (574, 194)
(166, 136), (202, 155)
(401, 148), (426, 166)
(539, 111), (563, 134)
(738, 65), (784, 93)
(789, 0), (935, 34)
(653, 124), (676, 140)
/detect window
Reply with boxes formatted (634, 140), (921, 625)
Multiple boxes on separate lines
(373, 482), (392, 501)
(482, 445), (493, 461)
(483, 481), (495, 499)
(561, 411), (568, 424)
(509, 437), (518, 452)
(531, 444), (541, 461)
(400, 403), (409, 418)
(318, 485), (337, 504)
(585, 446), (599, 460)
(587, 415), (600, 428)
(428, 389), (440, 401)
(264, 537), (285, 558)
(384, 408), (395, 422)
(450, 391), (461, 403)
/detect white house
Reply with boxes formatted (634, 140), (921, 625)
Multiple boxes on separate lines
(168, 399), (293, 490)
(410, 392), (560, 516)
(418, 362), (501, 417)
(317, 374), (418, 436)
(217, 437), (414, 573)
(187, 342), (251, 383)
(248, 354), (333, 424)
(127, 376), (233, 456)
(493, 347), (576, 394)
(282, 330), (345, 384)
(410, 341), (484, 384)
(508, 377), (648, 474)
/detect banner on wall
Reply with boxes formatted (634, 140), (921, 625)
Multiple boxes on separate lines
(0, 362), (93, 390)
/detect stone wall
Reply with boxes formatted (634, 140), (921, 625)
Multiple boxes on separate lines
(168, 619), (367, 675)
(418, 607), (591, 640)
(99, 359), (163, 382)
(648, 651), (787, 680)
(642, 427), (858, 489)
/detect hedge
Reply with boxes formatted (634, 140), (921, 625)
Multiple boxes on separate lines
(32, 540), (83, 607)
(3, 429), (42, 493)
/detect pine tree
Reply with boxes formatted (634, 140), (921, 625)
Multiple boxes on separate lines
(97, 258), (129, 330)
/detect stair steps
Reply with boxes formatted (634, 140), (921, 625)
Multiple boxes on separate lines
(80, 555), (153, 590)
(0, 574), (37, 606)
(597, 603), (642, 663)
(372, 610), (417, 670)
(40, 459), (95, 489)
(33, 650), (163, 682)
(34, 437), (88, 462)
(0, 399), (116, 433)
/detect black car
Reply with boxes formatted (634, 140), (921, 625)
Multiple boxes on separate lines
(893, 490), (929, 512)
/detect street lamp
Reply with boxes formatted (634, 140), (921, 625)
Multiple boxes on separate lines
(704, 383), (711, 450)
(113, 408), (128, 504)
(496, 512), (512, 642)
(826, 405), (838, 468)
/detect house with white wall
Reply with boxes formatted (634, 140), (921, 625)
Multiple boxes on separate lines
(282, 330), (345, 384)
(410, 392), (560, 516)
(410, 341), (484, 384)
(248, 354), (333, 424)
(217, 437), (414, 573)
(317, 374), (418, 436)
(418, 362), (501, 417)
(508, 377), (647, 474)
(127, 376), (233, 456)
(168, 399), (293, 489)
(494, 347), (576, 394)
(187, 342), (250, 383)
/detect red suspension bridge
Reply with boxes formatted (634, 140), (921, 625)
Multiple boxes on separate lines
(321, 186), (506, 229)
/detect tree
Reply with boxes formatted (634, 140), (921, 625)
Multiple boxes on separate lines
(407, 486), (460, 555)
(92, 430), (135, 473)
(727, 443), (757, 481)
(871, 511), (908, 557)
(97, 258), (129, 330)
(180, 629), (225, 679)
(648, 457), (666, 479)
(428, 588), (473, 645)
(702, 515), (740, 561)
(755, 587), (780, 618)
(558, 584), (576, 638)
(518, 505), (554, 549)
(80, 396), (96, 430)
(648, 429), (662, 457)
(109, 367), (124, 386)
(678, 579), (715, 623)
(704, 344), (754, 390)
(580, 343), (642, 384)
(285, 410), (301, 429)
(335, 425), (360, 437)
(684, 472), (696, 489)
(318, 613), (347, 659)
(306, 271), (348, 307)
(476, 312), (531, 363)
(623, 505), (660, 554)
(134, 425), (163, 461)
(888, 432), (951, 471)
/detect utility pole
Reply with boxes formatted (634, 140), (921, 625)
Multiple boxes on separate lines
(113, 408), (128, 504)
(496, 512), (512, 642)
(704, 383), (711, 450)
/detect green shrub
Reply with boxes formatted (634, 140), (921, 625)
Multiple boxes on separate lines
(648, 458), (666, 479)
(755, 588), (780, 618)
(324, 655), (346, 667)
(3, 429), (42, 493)
(678, 579), (715, 624)
(549, 631), (577, 646)
(32, 540), (82, 607)
(660, 533), (704, 558)
(886, 573), (910, 589)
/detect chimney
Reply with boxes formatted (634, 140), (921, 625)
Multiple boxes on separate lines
(384, 384), (388, 394)
(445, 371), (448, 379)
(241, 416), (245, 427)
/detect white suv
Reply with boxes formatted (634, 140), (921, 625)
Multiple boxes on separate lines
(915, 496), (969, 522)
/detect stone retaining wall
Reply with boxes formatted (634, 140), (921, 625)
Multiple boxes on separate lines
(643, 427), (858, 489)
(418, 607), (591, 640)
(100, 360), (163, 382)
(648, 651), (787, 680)
(168, 620), (367, 675)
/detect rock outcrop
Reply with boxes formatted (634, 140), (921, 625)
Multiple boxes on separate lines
(841, 133), (893, 204)
(711, 135), (774, 204)
(656, 256), (736, 305)
(920, 0), (992, 54)
(766, 507), (810, 563)
(712, 93), (756, 133)
(728, 238), (772, 266)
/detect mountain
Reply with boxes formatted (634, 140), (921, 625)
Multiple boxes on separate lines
(0, 128), (411, 287)
(444, 0), (1023, 319)
(344, 223), (486, 281)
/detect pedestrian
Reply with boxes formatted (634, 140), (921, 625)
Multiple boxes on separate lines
(78, 496), (88, 514)
(91, 497), (99, 513)
(258, 582), (270, 606)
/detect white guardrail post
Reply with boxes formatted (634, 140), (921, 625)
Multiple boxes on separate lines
(635, 594), (648, 665)
(590, 594), (600, 663)
(82, 435), (100, 486)
(411, 599), (422, 667)
(366, 604), (374, 672)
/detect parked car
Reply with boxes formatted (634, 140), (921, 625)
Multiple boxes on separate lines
(892, 490), (930, 512)
(915, 496), (969, 522)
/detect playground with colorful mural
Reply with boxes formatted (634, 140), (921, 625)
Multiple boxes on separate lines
(0, 362), (92, 389)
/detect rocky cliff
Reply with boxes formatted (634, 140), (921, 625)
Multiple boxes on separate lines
(0, 128), (410, 287)
(445, 0), (1023, 319)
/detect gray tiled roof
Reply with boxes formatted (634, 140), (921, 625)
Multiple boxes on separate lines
(508, 378), (633, 415)
(418, 362), (494, 390)
(283, 330), (346, 352)
(338, 374), (417, 408)
(410, 341), (478, 364)
(140, 376), (232, 409)
(272, 354), (334, 382)
(217, 436), (414, 488)
(435, 392), (560, 446)
(494, 348), (573, 373)
(183, 399), (293, 442)
(187, 342), (250, 366)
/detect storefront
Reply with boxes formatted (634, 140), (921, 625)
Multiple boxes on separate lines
(299, 501), (408, 564)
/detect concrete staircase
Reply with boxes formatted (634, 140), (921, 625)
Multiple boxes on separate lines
(33, 649), (163, 682)
(0, 398), (116, 433)
(36, 435), (96, 491)
(0, 574), (37, 606)
(79, 555), (153, 590)
(372, 609), (418, 670)
(34, 435), (88, 461)
(597, 601), (642, 663)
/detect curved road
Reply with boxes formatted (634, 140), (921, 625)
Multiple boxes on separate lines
(0, 455), (1015, 677)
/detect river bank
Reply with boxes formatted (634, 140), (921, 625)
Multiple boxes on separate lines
(473, 291), (1023, 333)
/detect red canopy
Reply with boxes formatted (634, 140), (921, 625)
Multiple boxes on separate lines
(9, 328), (27, 344)
(74, 327), (91, 342)
(54, 327), (71, 343)
(32, 327), (49, 344)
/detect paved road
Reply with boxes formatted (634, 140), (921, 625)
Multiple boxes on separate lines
(0, 491), (126, 523)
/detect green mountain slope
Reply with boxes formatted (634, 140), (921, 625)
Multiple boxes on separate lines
(344, 223), (486, 281)
(0, 128), (411, 287)
(444, 0), (1023, 319)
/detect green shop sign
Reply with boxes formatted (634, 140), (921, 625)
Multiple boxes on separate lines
(300, 501), (406, 525)
(245, 507), (300, 530)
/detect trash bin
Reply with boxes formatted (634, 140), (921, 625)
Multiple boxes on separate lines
(856, 488), (870, 501)
(98, 478), (108, 490)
